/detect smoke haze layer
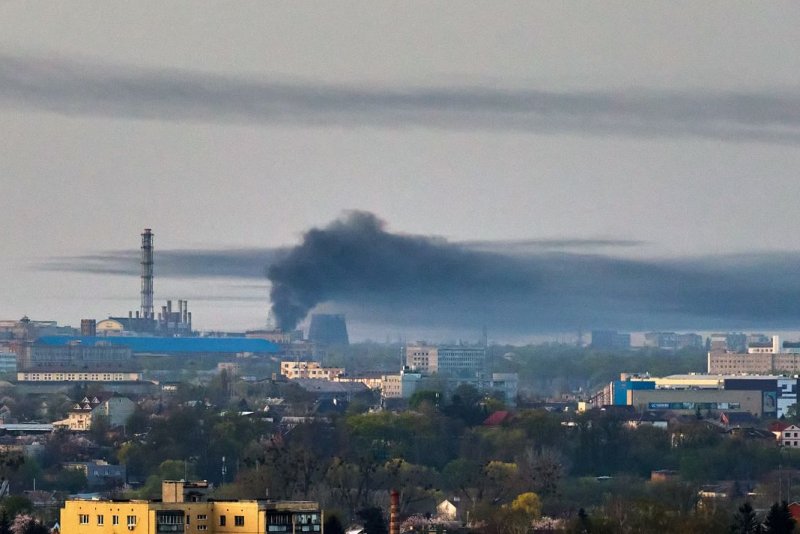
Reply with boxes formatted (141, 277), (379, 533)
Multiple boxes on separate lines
(39, 212), (800, 335)
(266, 212), (800, 333)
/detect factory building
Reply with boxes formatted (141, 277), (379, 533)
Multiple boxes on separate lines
(102, 299), (193, 336)
(588, 372), (799, 418)
(15, 341), (134, 372)
(35, 335), (279, 358)
(307, 313), (349, 345)
(93, 230), (195, 336)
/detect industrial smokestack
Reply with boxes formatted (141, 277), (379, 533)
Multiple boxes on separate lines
(141, 228), (154, 319)
(390, 489), (399, 534)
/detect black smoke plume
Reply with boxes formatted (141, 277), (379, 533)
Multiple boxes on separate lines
(266, 212), (800, 332)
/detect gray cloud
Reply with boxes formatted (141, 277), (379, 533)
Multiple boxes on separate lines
(2, 53), (800, 143)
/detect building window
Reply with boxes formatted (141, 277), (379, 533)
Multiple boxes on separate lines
(127, 515), (137, 527)
(220, 515), (226, 526)
(198, 526), (208, 531)
(197, 514), (207, 521)
(235, 516), (245, 526)
(79, 514), (89, 524)
(113, 515), (119, 525)
(97, 515), (104, 525)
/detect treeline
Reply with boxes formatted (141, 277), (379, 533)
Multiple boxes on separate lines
(107, 383), (800, 531)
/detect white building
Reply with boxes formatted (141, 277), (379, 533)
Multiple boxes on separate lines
(405, 344), (486, 378)
(782, 425), (800, 448)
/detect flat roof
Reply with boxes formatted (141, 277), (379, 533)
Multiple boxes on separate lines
(36, 336), (279, 355)
(0, 423), (53, 432)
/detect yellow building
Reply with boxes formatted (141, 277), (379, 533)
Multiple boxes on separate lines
(280, 361), (343, 380)
(61, 481), (322, 534)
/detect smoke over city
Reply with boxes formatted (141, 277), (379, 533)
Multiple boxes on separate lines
(40, 212), (800, 335)
(266, 212), (800, 333)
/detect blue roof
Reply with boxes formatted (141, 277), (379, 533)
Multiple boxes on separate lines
(36, 335), (279, 354)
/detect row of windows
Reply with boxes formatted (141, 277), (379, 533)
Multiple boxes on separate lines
(219, 515), (245, 527)
(80, 512), (325, 529)
(23, 373), (128, 380)
(158, 515), (184, 524)
(79, 514), (135, 526)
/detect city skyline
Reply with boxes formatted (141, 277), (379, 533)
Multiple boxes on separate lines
(2, 3), (800, 337)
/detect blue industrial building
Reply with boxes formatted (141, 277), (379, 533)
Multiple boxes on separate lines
(36, 335), (279, 355)
(612, 379), (656, 405)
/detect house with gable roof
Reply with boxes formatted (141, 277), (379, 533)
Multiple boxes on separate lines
(54, 394), (135, 431)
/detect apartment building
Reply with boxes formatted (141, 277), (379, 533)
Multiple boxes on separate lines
(60, 480), (322, 534)
(280, 361), (343, 380)
(405, 344), (486, 378)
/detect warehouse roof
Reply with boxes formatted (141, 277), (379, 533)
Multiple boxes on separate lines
(36, 335), (279, 354)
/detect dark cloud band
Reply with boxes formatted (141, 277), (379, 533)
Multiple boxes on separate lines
(2, 53), (800, 144)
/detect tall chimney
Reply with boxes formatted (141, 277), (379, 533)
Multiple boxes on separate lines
(389, 490), (399, 534)
(141, 229), (154, 319)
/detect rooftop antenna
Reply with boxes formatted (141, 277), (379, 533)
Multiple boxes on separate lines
(140, 229), (154, 319)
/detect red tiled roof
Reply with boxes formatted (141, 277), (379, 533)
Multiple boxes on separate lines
(483, 411), (511, 426)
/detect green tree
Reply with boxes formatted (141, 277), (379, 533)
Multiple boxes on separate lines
(511, 491), (541, 519)
(764, 501), (794, 534)
(0, 495), (32, 519)
(408, 391), (440, 411)
(0, 510), (9, 534)
(731, 501), (761, 534)
(356, 507), (387, 534)
(518, 447), (565, 497)
(323, 513), (345, 534)
(51, 468), (88, 493)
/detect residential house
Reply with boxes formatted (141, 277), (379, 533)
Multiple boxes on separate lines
(782, 424), (800, 448)
(54, 394), (135, 431)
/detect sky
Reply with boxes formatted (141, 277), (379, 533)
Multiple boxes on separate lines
(2, 3), (800, 341)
